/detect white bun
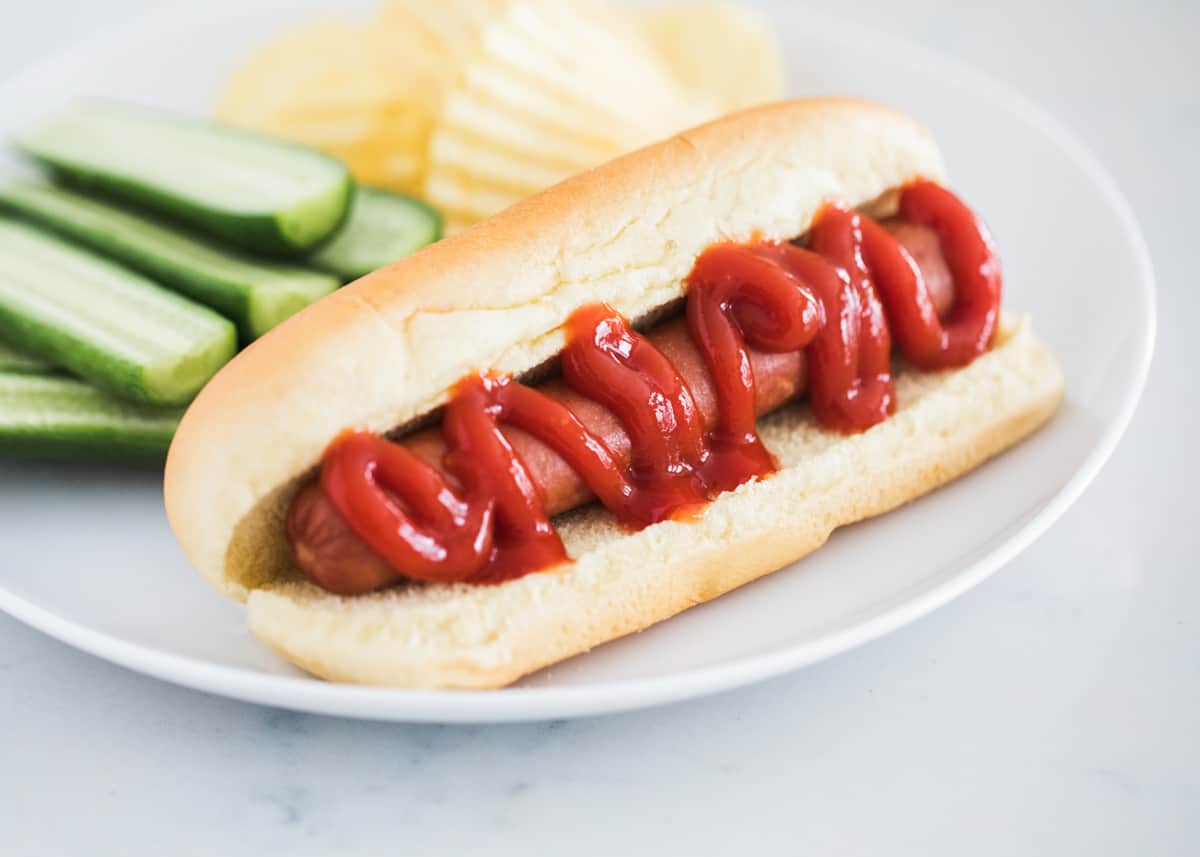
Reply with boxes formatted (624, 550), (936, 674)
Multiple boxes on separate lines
(163, 98), (1062, 687)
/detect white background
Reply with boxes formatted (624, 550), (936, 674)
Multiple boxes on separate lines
(0, 1), (1195, 854)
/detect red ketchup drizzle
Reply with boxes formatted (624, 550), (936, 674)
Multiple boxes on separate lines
(315, 180), (1000, 589)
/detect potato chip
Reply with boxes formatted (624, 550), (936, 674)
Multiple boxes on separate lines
(479, 3), (717, 138)
(440, 89), (615, 168)
(429, 128), (574, 192)
(425, 172), (526, 222)
(422, 0), (719, 223)
(638, 2), (785, 111)
(216, 16), (443, 192)
(215, 0), (771, 225)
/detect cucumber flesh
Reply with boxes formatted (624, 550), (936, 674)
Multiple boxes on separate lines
(0, 371), (181, 460)
(0, 181), (339, 340)
(17, 100), (353, 255)
(308, 187), (443, 281)
(0, 336), (53, 374)
(0, 219), (236, 405)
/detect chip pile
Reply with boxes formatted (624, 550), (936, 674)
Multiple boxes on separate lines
(216, 0), (784, 231)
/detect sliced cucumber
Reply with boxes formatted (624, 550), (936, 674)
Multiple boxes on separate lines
(0, 219), (236, 405)
(17, 100), (353, 255)
(308, 187), (443, 281)
(0, 336), (52, 374)
(0, 181), (339, 340)
(0, 371), (181, 460)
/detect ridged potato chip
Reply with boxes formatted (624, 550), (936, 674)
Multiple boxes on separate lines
(422, 1), (718, 222)
(638, 2), (785, 112)
(216, 17), (443, 192)
(214, 0), (780, 225)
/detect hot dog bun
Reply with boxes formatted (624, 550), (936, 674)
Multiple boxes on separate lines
(164, 98), (1063, 687)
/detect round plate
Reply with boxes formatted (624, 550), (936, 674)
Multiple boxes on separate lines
(0, 2), (1154, 722)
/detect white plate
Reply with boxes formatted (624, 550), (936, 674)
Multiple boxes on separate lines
(0, 2), (1154, 723)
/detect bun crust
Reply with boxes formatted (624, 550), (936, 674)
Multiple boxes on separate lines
(162, 98), (1062, 688)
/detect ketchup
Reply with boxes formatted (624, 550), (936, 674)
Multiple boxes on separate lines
(315, 180), (1000, 587)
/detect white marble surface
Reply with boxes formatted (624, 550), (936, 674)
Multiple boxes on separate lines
(1, 0), (1195, 853)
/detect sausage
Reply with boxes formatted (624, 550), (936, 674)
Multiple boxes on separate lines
(286, 324), (805, 593)
(288, 220), (955, 592)
(288, 484), (396, 594)
(884, 220), (954, 306)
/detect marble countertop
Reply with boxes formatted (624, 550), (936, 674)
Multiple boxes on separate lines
(2, 1), (1196, 853)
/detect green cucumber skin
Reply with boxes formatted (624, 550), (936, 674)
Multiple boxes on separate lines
(0, 181), (340, 340)
(18, 101), (354, 256)
(0, 296), (149, 401)
(46, 165), (355, 259)
(0, 337), (53, 374)
(0, 371), (180, 461)
(308, 187), (444, 281)
(0, 220), (237, 405)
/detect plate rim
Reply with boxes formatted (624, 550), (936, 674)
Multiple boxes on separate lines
(0, 2), (1156, 722)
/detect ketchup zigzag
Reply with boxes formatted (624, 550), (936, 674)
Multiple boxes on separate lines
(316, 180), (1001, 587)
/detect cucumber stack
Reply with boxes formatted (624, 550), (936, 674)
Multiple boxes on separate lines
(0, 181), (340, 340)
(0, 100), (444, 461)
(0, 219), (237, 405)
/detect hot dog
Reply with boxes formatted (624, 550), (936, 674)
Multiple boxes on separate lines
(164, 100), (1063, 688)
(288, 219), (957, 596)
